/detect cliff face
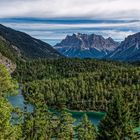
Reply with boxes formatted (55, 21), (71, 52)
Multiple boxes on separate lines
(0, 53), (16, 73)
(54, 33), (119, 58)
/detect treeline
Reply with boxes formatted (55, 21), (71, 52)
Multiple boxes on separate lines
(13, 58), (130, 82)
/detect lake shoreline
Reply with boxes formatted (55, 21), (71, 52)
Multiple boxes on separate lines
(65, 108), (106, 115)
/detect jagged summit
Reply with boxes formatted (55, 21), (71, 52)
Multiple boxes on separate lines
(54, 33), (119, 58)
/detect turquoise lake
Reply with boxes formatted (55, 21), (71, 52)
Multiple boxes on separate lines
(8, 93), (140, 133)
(8, 93), (105, 127)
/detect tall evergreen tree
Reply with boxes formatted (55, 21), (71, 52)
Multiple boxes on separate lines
(0, 97), (21, 140)
(0, 64), (18, 96)
(56, 111), (75, 140)
(98, 92), (139, 140)
(22, 91), (52, 140)
(77, 114), (96, 140)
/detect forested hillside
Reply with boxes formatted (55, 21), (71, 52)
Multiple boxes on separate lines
(0, 36), (20, 62)
(0, 58), (139, 139)
(13, 58), (129, 82)
(13, 58), (140, 123)
(0, 36), (19, 72)
(0, 24), (63, 60)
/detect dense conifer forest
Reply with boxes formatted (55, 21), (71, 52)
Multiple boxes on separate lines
(0, 58), (140, 139)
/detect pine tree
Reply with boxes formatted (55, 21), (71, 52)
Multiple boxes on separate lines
(56, 111), (75, 140)
(0, 64), (18, 97)
(77, 114), (96, 140)
(0, 97), (21, 140)
(22, 91), (52, 140)
(98, 92), (139, 140)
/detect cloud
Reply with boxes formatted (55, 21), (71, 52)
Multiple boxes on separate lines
(0, 0), (139, 45)
(2, 20), (140, 30)
(1, 20), (137, 45)
(0, 0), (140, 20)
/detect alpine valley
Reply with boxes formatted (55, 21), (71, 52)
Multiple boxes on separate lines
(0, 24), (140, 140)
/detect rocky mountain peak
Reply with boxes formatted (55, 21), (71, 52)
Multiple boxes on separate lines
(107, 32), (140, 61)
(54, 33), (119, 58)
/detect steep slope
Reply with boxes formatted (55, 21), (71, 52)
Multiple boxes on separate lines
(0, 24), (62, 59)
(108, 32), (140, 61)
(0, 37), (17, 72)
(54, 33), (119, 58)
(0, 35), (21, 62)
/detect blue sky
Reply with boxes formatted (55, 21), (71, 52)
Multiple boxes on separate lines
(0, 0), (140, 45)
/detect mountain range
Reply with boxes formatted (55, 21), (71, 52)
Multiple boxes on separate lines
(54, 32), (140, 61)
(0, 23), (140, 69)
(54, 33), (119, 58)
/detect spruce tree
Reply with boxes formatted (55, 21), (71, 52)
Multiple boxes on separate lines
(56, 111), (75, 140)
(22, 91), (52, 140)
(77, 114), (96, 140)
(98, 92), (139, 140)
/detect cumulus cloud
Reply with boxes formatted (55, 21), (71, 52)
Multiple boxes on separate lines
(0, 0), (140, 19)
